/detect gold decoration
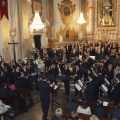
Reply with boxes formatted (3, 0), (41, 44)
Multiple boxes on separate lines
(97, 0), (117, 27)
(1, 16), (11, 61)
(22, 0), (31, 57)
(56, 26), (78, 42)
(58, 0), (75, 25)
(32, 0), (42, 15)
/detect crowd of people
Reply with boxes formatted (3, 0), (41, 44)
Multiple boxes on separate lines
(1, 41), (120, 119)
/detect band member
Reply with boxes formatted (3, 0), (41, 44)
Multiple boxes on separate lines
(63, 64), (71, 95)
(72, 63), (83, 96)
(59, 54), (67, 75)
(112, 73), (120, 105)
(48, 63), (59, 84)
(103, 54), (112, 71)
(34, 48), (43, 60)
(86, 74), (99, 102)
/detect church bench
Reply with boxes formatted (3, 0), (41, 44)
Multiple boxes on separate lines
(73, 99), (116, 113)
(15, 88), (34, 107)
(0, 96), (19, 115)
(63, 110), (109, 120)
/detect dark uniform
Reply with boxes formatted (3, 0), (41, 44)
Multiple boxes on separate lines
(37, 77), (54, 120)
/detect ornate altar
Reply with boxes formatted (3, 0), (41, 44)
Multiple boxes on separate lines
(56, 0), (78, 42)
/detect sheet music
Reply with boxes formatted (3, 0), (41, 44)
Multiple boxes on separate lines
(78, 80), (83, 87)
(50, 85), (58, 90)
(101, 84), (108, 92)
(75, 83), (82, 91)
(103, 101), (108, 106)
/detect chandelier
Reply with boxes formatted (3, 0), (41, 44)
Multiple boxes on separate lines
(77, 0), (86, 24)
(30, 11), (45, 30)
(77, 13), (86, 24)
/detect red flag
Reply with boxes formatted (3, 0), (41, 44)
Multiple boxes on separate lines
(0, 0), (9, 21)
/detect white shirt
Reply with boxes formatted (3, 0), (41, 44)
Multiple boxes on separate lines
(77, 105), (91, 115)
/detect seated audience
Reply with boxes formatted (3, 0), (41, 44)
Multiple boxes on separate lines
(0, 100), (15, 117)
(7, 84), (27, 113)
(0, 83), (8, 96)
(77, 99), (91, 115)
(69, 111), (78, 120)
(89, 115), (99, 120)
(64, 98), (79, 111)
(91, 100), (108, 118)
(52, 108), (66, 120)
(110, 101), (120, 120)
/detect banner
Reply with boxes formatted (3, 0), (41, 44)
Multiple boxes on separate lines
(0, 0), (9, 21)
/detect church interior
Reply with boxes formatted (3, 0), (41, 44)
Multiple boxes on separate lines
(1, 0), (120, 120)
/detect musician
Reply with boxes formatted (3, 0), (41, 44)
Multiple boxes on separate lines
(95, 47), (102, 61)
(75, 75), (85, 98)
(59, 54), (67, 75)
(48, 62), (59, 84)
(84, 52), (93, 69)
(86, 74), (99, 102)
(44, 48), (51, 72)
(112, 73), (120, 105)
(62, 64), (71, 95)
(114, 64), (120, 77)
(104, 63), (114, 83)
(110, 48), (117, 61)
(103, 54), (112, 71)
(34, 48), (43, 60)
(73, 63), (83, 96)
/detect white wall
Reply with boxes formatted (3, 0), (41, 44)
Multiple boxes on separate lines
(53, 0), (80, 39)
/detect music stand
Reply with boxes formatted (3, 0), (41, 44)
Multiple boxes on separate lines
(50, 84), (61, 110)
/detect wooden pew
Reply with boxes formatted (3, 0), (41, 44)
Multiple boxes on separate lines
(73, 99), (116, 113)
(0, 96), (19, 115)
(15, 88), (34, 107)
(63, 110), (109, 120)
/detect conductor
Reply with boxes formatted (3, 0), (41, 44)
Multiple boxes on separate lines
(37, 74), (54, 120)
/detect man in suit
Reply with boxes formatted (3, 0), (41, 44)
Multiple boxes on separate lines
(73, 64), (83, 96)
(86, 74), (99, 102)
(62, 64), (71, 95)
(37, 75), (54, 120)
(112, 73), (120, 105)
(110, 101), (120, 119)
(92, 100), (108, 118)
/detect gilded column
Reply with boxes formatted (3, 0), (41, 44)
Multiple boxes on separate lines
(87, 0), (94, 43)
(46, 0), (55, 48)
(22, 0), (31, 58)
(117, 0), (120, 42)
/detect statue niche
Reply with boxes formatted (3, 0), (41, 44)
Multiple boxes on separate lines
(97, 0), (117, 27)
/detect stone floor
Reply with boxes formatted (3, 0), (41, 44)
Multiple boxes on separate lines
(15, 89), (74, 120)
